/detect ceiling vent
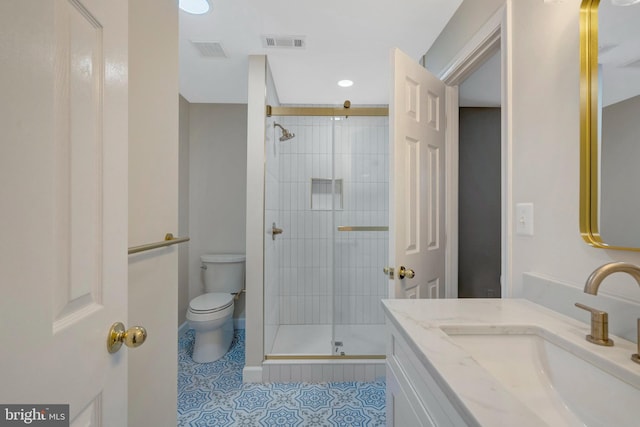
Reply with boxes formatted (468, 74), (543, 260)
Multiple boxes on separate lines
(261, 35), (306, 49)
(191, 41), (227, 58)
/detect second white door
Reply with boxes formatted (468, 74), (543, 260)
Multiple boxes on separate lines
(390, 48), (447, 299)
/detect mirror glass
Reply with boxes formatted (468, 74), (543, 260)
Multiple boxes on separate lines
(580, 0), (640, 250)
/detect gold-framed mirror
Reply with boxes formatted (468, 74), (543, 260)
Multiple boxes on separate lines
(580, 0), (640, 251)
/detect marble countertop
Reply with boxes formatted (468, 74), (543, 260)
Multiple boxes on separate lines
(382, 298), (640, 427)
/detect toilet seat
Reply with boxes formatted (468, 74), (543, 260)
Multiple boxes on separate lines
(189, 293), (233, 314)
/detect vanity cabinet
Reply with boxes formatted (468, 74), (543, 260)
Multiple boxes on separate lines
(383, 299), (640, 426)
(385, 320), (474, 427)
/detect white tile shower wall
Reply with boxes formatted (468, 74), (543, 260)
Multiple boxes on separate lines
(277, 115), (389, 326)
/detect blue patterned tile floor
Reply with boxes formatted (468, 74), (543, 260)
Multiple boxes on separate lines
(178, 329), (386, 426)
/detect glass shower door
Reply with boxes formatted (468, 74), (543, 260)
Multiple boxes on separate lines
(332, 116), (389, 356)
(263, 112), (388, 358)
(265, 115), (336, 356)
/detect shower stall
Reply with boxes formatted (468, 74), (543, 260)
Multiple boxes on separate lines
(263, 105), (389, 362)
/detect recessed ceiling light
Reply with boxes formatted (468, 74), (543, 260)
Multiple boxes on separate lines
(337, 80), (354, 88)
(179, 0), (210, 15)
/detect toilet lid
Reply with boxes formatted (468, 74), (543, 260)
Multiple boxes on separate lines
(189, 293), (233, 313)
(200, 254), (245, 263)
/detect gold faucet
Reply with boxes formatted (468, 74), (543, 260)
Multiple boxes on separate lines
(582, 262), (640, 363)
(574, 302), (613, 346)
(584, 262), (640, 295)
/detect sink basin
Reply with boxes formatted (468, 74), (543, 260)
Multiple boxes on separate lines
(442, 325), (639, 427)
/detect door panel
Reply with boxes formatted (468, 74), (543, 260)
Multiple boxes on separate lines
(0, 0), (128, 424)
(391, 48), (446, 299)
(54, 0), (105, 328)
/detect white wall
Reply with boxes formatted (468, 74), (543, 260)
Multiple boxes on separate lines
(428, 0), (640, 312)
(509, 0), (640, 302)
(187, 103), (248, 323)
(244, 55), (267, 381)
(128, 0), (178, 425)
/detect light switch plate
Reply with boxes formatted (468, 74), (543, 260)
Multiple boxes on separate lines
(516, 203), (534, 236)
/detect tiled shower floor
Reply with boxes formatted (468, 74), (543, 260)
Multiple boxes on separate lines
(178, 329), (387, 426)
(269, 324), (386, 356)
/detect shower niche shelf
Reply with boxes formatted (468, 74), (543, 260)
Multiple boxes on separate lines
(311, 178), (343, 210)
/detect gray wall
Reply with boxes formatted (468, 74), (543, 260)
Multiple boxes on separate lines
(185, 103), (248, 326)
(458, 108), (501, 298)
(425, 0), (504, 77)
(600, 94), (640, 247)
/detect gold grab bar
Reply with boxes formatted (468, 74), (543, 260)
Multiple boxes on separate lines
(337, 226), (389, 232)
(128, 233), (190, 255)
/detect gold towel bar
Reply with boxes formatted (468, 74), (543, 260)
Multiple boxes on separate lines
(337, 226), (389, 232)
(128, 233), (190, 255)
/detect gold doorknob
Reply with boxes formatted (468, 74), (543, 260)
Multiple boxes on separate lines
(398, 266), (415, 279)
(107, 322), (147, 354)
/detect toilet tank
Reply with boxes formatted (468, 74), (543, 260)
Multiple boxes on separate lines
(200, 254), (245, 293)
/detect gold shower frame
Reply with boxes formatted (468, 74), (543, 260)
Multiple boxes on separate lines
(266, 105), (388, 117)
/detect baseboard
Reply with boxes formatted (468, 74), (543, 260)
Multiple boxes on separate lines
(262, 359), (386, 383)
(179, 319), (243, 335)
(234, 317), (245, 330)
(178, 321), (190, 337)
(242, 366), (263, 383)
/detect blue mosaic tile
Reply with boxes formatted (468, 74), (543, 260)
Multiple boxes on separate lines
(190, 409), (233, 426)
(177, 329), (386, 426)
(260, 407), (303, 427)
(300, 408), (331, 426)
(328, 405), (369, 427)
(356, 383), (387, 408)
(234, 387), (271, 411)
(177, 389), (211, 414)
(267, 388), (298, 408)
(294, 385), (333, 410)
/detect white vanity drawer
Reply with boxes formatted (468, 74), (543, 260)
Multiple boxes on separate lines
(386, 321), (475, 427)
(387, 359), (434, 427)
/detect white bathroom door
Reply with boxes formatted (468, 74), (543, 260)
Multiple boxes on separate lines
(0, 0), (129, 425)
(389, 48), (447, 299)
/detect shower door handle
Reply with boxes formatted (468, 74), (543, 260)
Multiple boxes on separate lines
(272, 223), (283, 240)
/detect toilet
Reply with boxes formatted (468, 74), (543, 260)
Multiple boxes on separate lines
(187, 253), (245, 363)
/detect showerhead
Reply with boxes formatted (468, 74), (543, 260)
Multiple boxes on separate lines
(274, 123), (295, 141)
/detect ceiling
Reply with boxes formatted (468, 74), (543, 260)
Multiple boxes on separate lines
(179, 0), (463, 105)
